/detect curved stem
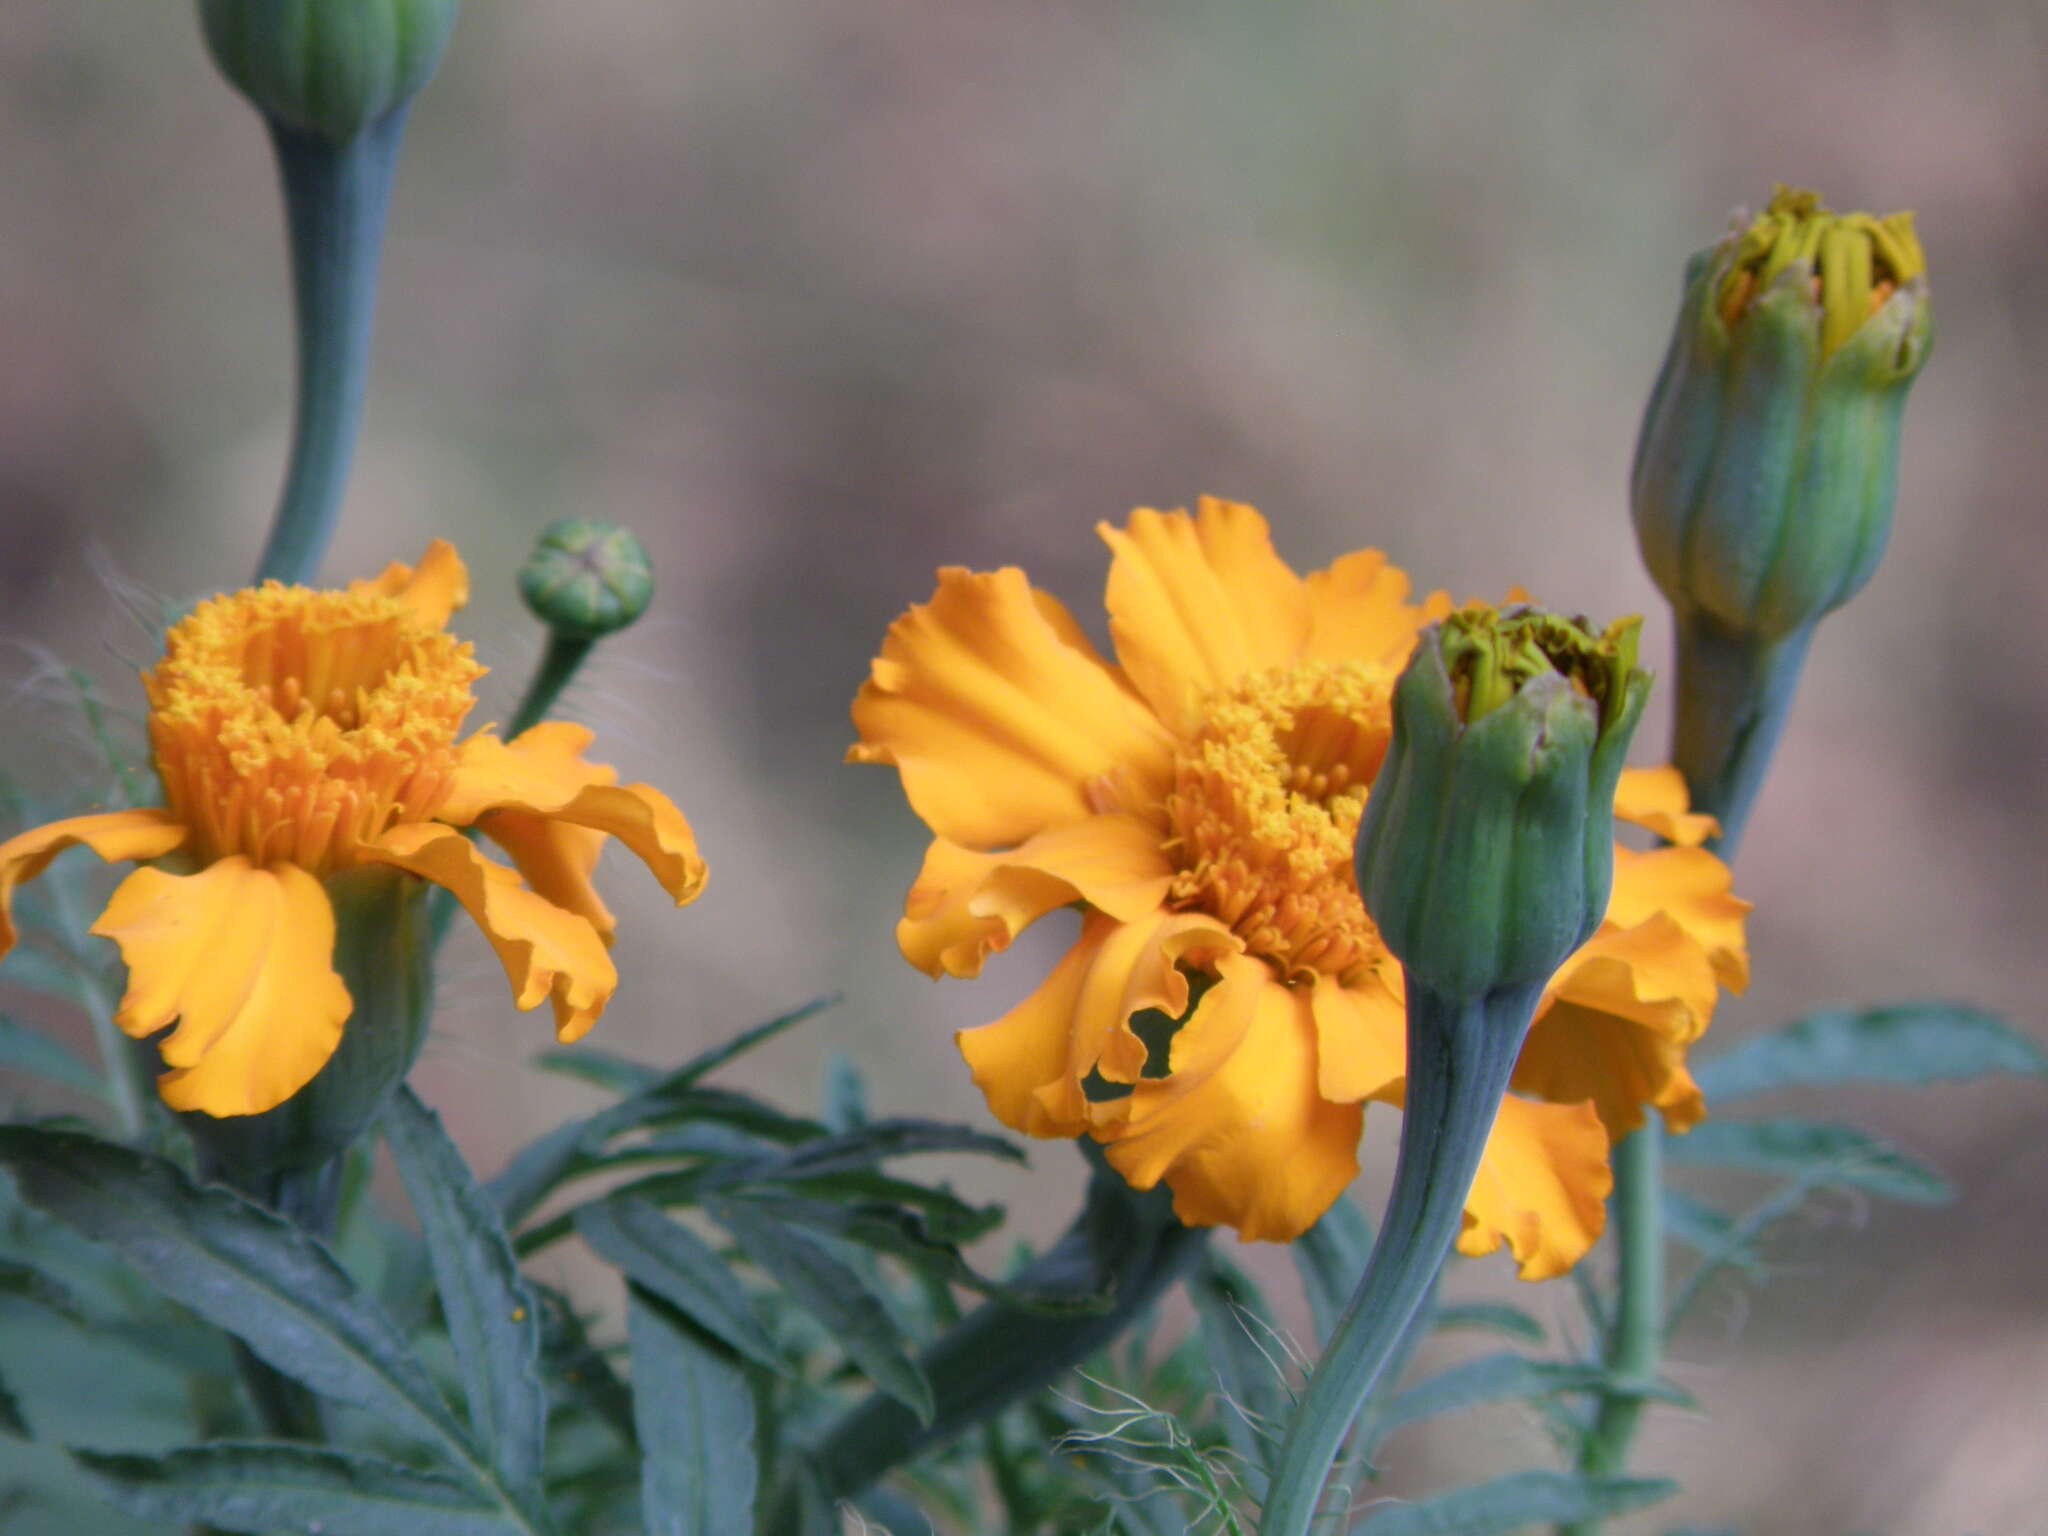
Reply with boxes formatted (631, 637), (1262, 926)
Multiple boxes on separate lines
(1260, 982), (1541, 1536)
(253, 111), (409, 587)
(507, 631), (596, 740)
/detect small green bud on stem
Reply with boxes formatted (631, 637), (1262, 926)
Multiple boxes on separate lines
(200, 0), (460, 144)
(519, 519), (657, 640)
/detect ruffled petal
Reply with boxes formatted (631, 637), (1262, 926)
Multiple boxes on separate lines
(1309, 968), (1408, 1104)
(849, 568), (1176, 848)
(480, 812), (615, 940)
(1614, 766), (1718, 847)
(90, 857), (351, 1117)
(366, 823), (617, 1042)
(1456, 1094), (1612, 1280)
(350, 538), (469, 629)
(440, 724), (707, 908)
(1093, 957), (1363, 1242)
(1301, 549), (1428, 667)
(0, 809), (188, 956)
(1609, 845), (1750, 992)
(957, 909), (1238, 1139)
(897, 815), (1176, 979)
(1517, 915), (1720, 1135)
(1099, 499), (1311, 733)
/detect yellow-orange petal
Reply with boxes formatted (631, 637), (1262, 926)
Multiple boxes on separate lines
(0, 810), (188, 957)
(849, 567), (1177, 848)
(898, 815), (1176, 979)
(957, 909), (1238, 1139)
(350, 538), (470, 630)
(1094, 957), (1362, 1243)
(90, 857), (351, 1117)
(1099, 499), (1311, 734)
(366, 823), (617, 1042)
(1301, 549), (1428, 668)
(1456, 1094), (1612, 1281)
(440, 725), (707, 908)
(481, 811), (615, 941)
(1309, 969), (1408, 1104)
(1614, 766), (1718, 847)
(1516, 916), (1719, 1135)
(1609, 845), (1750, 993)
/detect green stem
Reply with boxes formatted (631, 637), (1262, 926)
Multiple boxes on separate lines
(507, 630), (596, 740)
(253, 111), (409, 587)
(799, 1144), (1206, 1508)
(1564, 611), (1797, 1528)
(1260, 982), (1542, 1536)
(1563, 1118), (1663, 1524)
(1668, 609), (1811, 858)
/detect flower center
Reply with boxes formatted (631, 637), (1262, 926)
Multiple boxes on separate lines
(145, 582), (484, 871)
(1164, 661), (1395, 985)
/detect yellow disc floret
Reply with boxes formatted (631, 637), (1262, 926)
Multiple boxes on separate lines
(1165, 661), (1394, 986)
(146, 581), (485, 872)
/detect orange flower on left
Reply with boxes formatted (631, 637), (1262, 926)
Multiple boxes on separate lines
(0, 542), (707, 1118)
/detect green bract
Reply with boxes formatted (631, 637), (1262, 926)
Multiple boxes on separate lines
(1354, 606), (1649, 1000)
(520, 520), (657, 639)
(1632, 186), (1932, 643)
(199, 0), (461, 143)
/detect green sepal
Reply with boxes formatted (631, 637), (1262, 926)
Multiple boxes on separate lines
(183, 867), (433, 1184)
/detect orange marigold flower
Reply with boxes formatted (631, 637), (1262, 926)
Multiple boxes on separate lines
(0, 542), (707, 1119)
(851, 499), (1747, 1278)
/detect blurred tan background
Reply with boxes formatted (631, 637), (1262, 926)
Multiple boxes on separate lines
(3, 3), (2045, 1532)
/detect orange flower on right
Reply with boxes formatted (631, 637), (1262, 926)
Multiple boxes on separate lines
(851, 499), (1747, 1278)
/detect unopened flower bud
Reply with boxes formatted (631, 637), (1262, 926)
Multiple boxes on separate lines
(1355, 606), (1648, 1001)
(199, 0), (461, 143)
(519, 520), (656, 639)
(1633, 186), (1931, 642)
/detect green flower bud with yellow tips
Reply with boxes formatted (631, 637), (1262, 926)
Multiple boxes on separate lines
(1264, 605), (1650, 1536)
(1633, 186), (1931, 646)
(1631, 185), (1931, 854)
(1355, 605), (1650, 1000)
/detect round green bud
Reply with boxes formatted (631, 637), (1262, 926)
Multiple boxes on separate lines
(519, 520), (656, 639)
(199, 0), (461, 143)
(1354, 606), (1649, 1000)
(1632, 185), (1932, 643)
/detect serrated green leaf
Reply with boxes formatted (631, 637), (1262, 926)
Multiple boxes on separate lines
(1352, 1470), (1677, 1533)
(574, 1198), (781, 1371)
(529, 1046), (663, 1096)
(74, 1442), (521, 1535)
(823, 1052), (869, 1132)
(0, 1367), (27, 1437)
(628, 1288), (757, 1536)
(0, 1015), (105, 1101)
(384, 1088), (548, 1495)
(1694, 1004), (2046, 1103)
(1293, 1194), (1373, 1344)
(711, 1198), (933, 1422)
(0, 1256), (86, 1323)
(1430, 1304), (1545, 1345)
(0, 947), (90, 1006)
(532, 1282), (637, 1447)
(1375, 1353), (1610, 1437)
(0, 1128), (501, 1492)
(1665, 1118), (1951, 1203)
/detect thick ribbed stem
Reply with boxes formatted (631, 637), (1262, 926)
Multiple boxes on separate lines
(1260, 982), (1542, 1536)
(252, 111), (409, 587)
(798, 1144), (1206, 1510)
